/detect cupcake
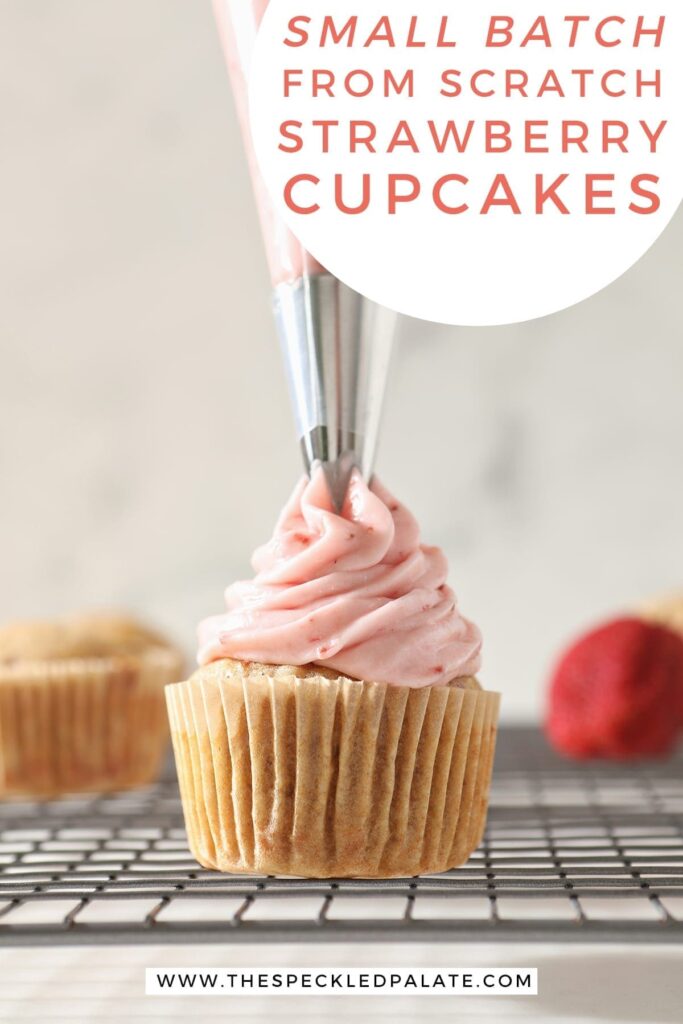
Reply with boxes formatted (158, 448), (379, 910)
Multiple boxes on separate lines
(167, 471), (500, 877)
(0, 613), (184, 797)
(639, 592), (683, 636)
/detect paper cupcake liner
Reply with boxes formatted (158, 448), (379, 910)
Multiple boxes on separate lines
(0, 648), (184, 798)
(166, 662), (500, 878)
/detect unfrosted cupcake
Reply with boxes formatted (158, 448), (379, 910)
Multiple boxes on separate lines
(167, 471), (500, 877)
(0, 613), (184, 797)
(639, 592), (683, 636)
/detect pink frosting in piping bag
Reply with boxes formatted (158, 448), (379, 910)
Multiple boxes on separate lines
(198, 470), (482, 687)
(213, 0), (325, 284)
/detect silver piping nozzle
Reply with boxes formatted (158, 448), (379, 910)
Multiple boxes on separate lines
(274, 273), (396, 511)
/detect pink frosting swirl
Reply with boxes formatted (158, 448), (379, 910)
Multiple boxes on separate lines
(197, 469), (482, 687)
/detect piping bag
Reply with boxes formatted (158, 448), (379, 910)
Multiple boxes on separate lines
(213, 1), (396, 511)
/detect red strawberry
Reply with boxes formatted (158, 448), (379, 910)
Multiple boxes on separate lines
(545, 617), (683, 760)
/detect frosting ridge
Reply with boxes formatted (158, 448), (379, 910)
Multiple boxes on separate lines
(197, 469), (482, 687)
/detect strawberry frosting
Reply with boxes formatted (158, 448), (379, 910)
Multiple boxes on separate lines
(197, 469), (482, 687)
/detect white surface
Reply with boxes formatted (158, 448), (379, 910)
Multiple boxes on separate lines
(495, 898), (577, 922)
(0, 1), (682, 719)
(580, 898), (662, 922)
(75, 900), (160, 925)
(325, 897), (407, 921)
(0, 942), (680, 1023)
(155, 897), (246, 923)
(412, 897), (492, 920)
(242, 897), (325, 922)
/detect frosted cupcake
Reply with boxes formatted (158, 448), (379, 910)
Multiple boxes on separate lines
(0, 613), (184, 797)
(167, 471), (500, 877)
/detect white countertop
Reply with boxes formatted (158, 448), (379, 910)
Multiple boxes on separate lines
(1, 940), (680, 1024)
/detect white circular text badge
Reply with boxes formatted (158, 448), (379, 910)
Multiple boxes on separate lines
(250, 0), (683, 325)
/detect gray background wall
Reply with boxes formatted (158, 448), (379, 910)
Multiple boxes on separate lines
(1, 0), (681, 719)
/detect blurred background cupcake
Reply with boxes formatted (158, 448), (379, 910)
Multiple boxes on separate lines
(639, 592), (683, 636)
(0, 613), (183, 797)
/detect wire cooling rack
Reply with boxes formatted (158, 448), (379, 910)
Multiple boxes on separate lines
(0, 727), (681, 945)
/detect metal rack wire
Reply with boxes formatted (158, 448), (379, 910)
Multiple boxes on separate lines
(0, 727), (681, 944)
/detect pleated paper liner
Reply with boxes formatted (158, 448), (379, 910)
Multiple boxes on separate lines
(0, 647), (184, 798)
(167, 659), (500, 878)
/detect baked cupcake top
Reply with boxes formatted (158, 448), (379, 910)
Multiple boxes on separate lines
(0, 613), (175, 665)
(189, 656), (481, 691)
(639, 593), (683, 636)
(198, 469), (482, 688)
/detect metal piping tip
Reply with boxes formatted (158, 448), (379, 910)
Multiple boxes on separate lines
(274, 273), (396, 512)
(310, 454), (356, 515)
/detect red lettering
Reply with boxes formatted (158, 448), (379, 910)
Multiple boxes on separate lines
(387, 121), (419, 153)
(521, 16), (551, 47)
(471, 70), (495, 97)
(428, 121), (474, 154)
(437, 17), (457, 48)
(538, 70), (565, 97)
(487, 17), (514, 47)
(385, 70), (414, 97)
(406, 15), (426, 47)
(433, 175), (469, 214)
(630, 174), (661, 214)
(440, 69), (461, 97)
(312, 70), (335, 97)
(284, 16), (310, 47)
(602, 71), (625, 97)
(562, 122), (589, 153)
(364, 17), (394, 47)
(602, 122), (629, 153)
(634, 16), (665, 47)
(596, 17), (625, 47)
(526, 122), (549, 153)
(640, 120), (667, 153)
(279, 121), (303, 153)
(335, 174), (370, 214)
(349, 121), (377, 153)
(481, 175), (521, 214)
(284, 69), (303, 96)
(572, 69), (594, 97)
(284, 175), (319, 215)
(637, 71), (661, 96)
(388, 175), (420, 214)
(565, 15), (590, 46)
(586, 174), (615, 215)
(487, 122), (512, 153)
(311, 121), (337, 153)
(507, 70), (529, 96)
(345, 70), (373, 97)
(321, 16), (356, 46)
(536, 175), (570, 214)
